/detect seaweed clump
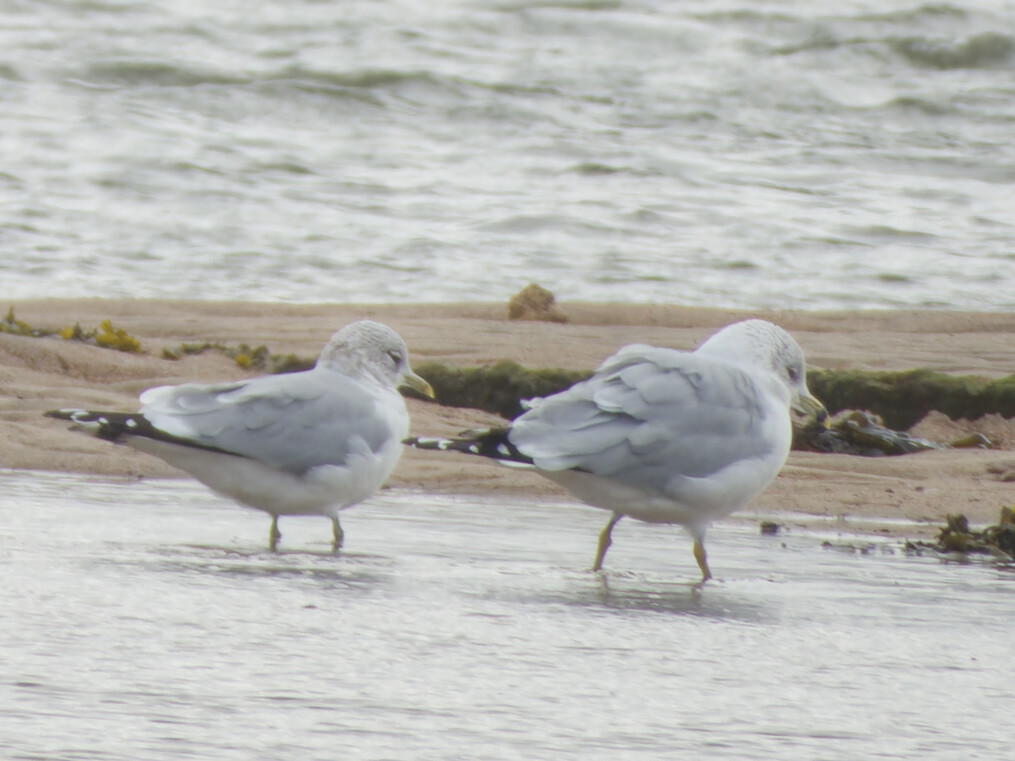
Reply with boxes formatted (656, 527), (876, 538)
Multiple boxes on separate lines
(507, 283), (568, 323)
(794, 409), (991, 456)
(905, 508), (1015, 562)
(1, 306), (43, 337)
(87, 319), (142, 353)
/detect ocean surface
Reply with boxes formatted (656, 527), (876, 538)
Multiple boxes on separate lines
(2, 0), (1015, 310)
(1, 470), (1012, 760)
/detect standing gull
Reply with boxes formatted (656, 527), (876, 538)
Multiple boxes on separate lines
(47, 320), (435, 551)
(406, 319), (825, 582)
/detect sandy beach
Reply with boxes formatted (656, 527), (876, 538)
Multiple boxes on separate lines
(5, 297), (1015, 538)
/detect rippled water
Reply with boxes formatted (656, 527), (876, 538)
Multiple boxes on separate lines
(2, 1), (1015, 309)
(1, 470), (1011, 760)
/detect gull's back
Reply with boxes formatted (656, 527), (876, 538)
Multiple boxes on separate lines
(139, 366), (407, 475)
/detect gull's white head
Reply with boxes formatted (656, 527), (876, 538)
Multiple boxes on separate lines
(318, 320), (435, 398)
(696, 319), (825, 420)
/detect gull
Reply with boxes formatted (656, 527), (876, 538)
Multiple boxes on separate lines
(47, 320), (435, 551)
(406, 319), (825, 583)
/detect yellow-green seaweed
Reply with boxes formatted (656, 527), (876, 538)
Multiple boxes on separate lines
(3, 307), (142, 353)
(1, 306), (47, 338)
(92, 319), (142, 353)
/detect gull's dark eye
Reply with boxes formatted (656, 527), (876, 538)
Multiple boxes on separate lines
(787, 366), (800, 383)
(386, 350), (402, 366)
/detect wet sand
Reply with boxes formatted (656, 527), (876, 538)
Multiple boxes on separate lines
(5, 298), (1015, 537)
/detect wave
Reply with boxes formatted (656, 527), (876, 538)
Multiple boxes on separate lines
(892, 32), (1015, 70)
(773, 30), (1014, 71)
(567, 162), (663, 178)
(80, 60), (247, 88)
(76, 57), (470, 95)
(854, 3), (969, 24)
(269, 67), (452, 92)
(491, 0), (622, 12)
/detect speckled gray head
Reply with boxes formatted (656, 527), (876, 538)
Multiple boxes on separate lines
(696, 318), (825, 420)
(318, 320), (435, 398)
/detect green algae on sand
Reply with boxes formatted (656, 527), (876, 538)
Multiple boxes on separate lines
(162, 341), (311, 374)
(413, 360), (588, 419)
(809, 368), (1015, 430)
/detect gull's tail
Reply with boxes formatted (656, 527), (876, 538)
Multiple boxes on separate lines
(404, 427), (534, 468)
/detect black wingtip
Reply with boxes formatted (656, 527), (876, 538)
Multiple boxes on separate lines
(44, 408), (233, 454)
(43, 409), (138, 442)
(403, 436), (449, 449)
(44, 409), (77, 421)
(404, 427), (533, 465)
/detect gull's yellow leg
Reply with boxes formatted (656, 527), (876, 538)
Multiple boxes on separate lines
(269, 515), (281, 552)
(693, 537), (713, 584)
(592, 513), (623, 571)
(332, 516), (344, 552)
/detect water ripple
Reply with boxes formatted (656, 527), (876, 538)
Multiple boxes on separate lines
(4, 0), (1015, 309)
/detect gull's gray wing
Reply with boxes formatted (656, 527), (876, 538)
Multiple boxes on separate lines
(139, 368), (397, 473)
(508, 345), (778, 489)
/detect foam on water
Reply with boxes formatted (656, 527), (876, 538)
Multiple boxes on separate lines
(1, 470), (1011, 759)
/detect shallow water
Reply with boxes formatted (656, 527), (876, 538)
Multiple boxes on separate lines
(1, 470), (1010, 760)
(3, 1), (1015, 310)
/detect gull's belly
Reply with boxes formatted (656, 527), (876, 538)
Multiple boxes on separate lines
(539, 451), (786, 529)
(127, 433), (405, 517)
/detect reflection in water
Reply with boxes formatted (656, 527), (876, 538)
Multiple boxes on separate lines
(1, 471), (1011, 760)
(582, 579), (773, 623)
(147, 544), (396, 589)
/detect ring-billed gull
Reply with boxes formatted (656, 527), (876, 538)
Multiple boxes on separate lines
(47, 320), (435, 551)
(407, 319), (825, 582)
